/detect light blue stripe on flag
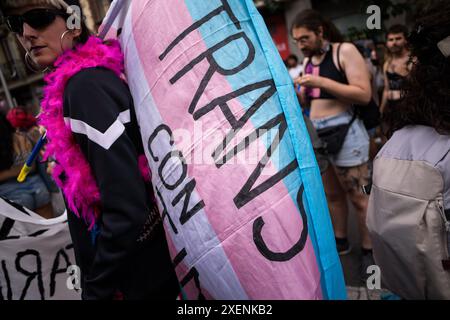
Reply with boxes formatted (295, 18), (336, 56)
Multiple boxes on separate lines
(241, 0), (347, 300)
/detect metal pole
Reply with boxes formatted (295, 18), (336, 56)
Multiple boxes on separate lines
(98, 0), (126, 39)
(0, 65), (14, 109)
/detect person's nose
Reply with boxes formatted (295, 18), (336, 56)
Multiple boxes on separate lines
(22, 23), (39, 41)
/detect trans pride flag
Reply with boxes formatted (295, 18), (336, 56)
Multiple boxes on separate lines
(100, 0), (346, 300)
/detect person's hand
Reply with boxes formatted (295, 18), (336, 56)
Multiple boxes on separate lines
(37, 125), (48, 158)
(47, 161), (55, 175)
(294, 74), (324, 89)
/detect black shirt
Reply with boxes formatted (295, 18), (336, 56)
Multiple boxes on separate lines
(63, 67), (179, 300)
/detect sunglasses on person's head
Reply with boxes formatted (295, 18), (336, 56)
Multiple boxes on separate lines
(5, 8), (68, 36)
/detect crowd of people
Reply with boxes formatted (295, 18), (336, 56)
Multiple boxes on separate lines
(287, 2), (450, 299)
(0, 108), (55, 218)
(0, 0), (449, 300)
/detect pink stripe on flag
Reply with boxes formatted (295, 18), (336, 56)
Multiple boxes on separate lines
(130, 0), (321, 299)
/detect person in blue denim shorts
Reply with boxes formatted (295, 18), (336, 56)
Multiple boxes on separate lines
(0, 112), (54, 218)
(291, 10), (374, 281)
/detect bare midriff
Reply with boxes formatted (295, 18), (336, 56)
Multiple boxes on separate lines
(309, 98), (350, 120)
(387, 89), (402, 101)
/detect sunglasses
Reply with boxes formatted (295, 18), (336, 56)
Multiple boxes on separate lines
(5, 8), (68, 36)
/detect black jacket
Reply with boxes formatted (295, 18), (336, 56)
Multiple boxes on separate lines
(62, 67), (178, 300)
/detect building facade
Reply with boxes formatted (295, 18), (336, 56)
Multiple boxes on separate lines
(259, 0), (410, 62)
(0, 0), (112, 113)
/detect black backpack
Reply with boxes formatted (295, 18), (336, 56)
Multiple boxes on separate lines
(336, 43), (381, 130)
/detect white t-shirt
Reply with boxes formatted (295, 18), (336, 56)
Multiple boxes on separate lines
(288, 65), (303, 80)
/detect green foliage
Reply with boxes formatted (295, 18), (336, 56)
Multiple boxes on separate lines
(351, 0), (440, 41)
(346, 26), (384, 42)
(262, 0), (282, 13)
(360, 0), (411, 21)
(347, 0), (436, 41)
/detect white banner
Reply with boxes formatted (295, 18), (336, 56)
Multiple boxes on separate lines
(0, 198), (80, 300)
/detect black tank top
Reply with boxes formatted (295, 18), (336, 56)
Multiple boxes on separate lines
(386, 71), (406, 91)
(304, 44), (348, 100)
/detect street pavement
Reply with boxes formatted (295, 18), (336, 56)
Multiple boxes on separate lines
(338, 201), (392, 300)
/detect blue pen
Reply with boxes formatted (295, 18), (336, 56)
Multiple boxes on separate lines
(17, 131), (47, 183)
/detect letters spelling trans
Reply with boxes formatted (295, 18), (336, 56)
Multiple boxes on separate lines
(149, 0), (308, 298)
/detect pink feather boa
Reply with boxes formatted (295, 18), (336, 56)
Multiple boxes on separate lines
(39, 36), (125, 230)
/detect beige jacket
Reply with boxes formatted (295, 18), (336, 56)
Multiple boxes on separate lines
(367, 125), (450, 299)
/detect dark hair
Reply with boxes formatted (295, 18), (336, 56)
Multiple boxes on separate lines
(76, 18), (91, 44)
(386, 24), (409, 39)
(61, 4), (91, 44)
(60, 1), (92, 44)
(290, 9), (344, 43)
(354, 43), (366, 57)
(0, 112), (14, 171)
(383, 1), (450, 137)
(287, 54), (298, 62)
